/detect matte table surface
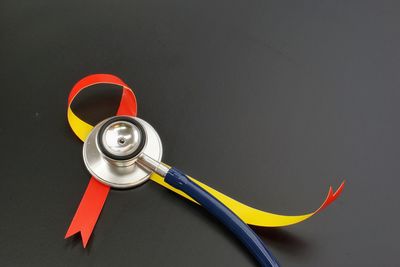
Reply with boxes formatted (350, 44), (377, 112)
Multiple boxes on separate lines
(0, 1), (398, 266)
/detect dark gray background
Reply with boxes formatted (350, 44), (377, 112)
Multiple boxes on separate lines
(0, 0), (398, 266)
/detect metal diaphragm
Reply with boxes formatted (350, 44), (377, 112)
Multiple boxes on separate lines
(83, 116), (163, 188)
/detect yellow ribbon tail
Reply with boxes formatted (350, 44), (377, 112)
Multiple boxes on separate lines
(150, 173), (344, 227)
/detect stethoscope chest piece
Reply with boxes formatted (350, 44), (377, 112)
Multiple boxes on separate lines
(83, 116), (163, 188)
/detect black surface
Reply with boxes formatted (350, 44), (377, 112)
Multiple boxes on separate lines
(0, 1), (399, 266)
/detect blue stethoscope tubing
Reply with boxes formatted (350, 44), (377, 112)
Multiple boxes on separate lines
(87, 115), (280, 266)
(165, 167), (280, 267)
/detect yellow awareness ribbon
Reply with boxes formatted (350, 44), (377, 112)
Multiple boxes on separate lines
(68, 76), (344, 228)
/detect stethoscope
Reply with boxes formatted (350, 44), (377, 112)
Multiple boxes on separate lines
(83, 115), (280, 267)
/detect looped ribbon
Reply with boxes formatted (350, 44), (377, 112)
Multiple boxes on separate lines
(65, 74), (345, 247)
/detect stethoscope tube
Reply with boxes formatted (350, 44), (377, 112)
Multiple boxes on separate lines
(137, 155), (280, 267)
(164, 168), (280, 267)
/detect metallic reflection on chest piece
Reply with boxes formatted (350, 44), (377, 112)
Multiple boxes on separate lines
(101, 121), (142, 158)
(83, 116), (163, 188)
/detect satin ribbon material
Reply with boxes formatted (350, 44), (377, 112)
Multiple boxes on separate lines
(65, 74), (345, 247)
(65, 74), (137, 247)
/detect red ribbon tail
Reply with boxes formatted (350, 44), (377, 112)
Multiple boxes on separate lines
(315, 180), (346, 213)
(65, 177), (110, 247)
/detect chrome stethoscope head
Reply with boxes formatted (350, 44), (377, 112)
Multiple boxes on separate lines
(83, 116), (164, 188)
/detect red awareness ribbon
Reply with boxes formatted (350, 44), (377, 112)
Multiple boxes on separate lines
(65, 74), (137, 247)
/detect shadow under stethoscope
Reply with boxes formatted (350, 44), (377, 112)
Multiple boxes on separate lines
(155, 182), (312, 258)
(252, 226), (311, 256)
